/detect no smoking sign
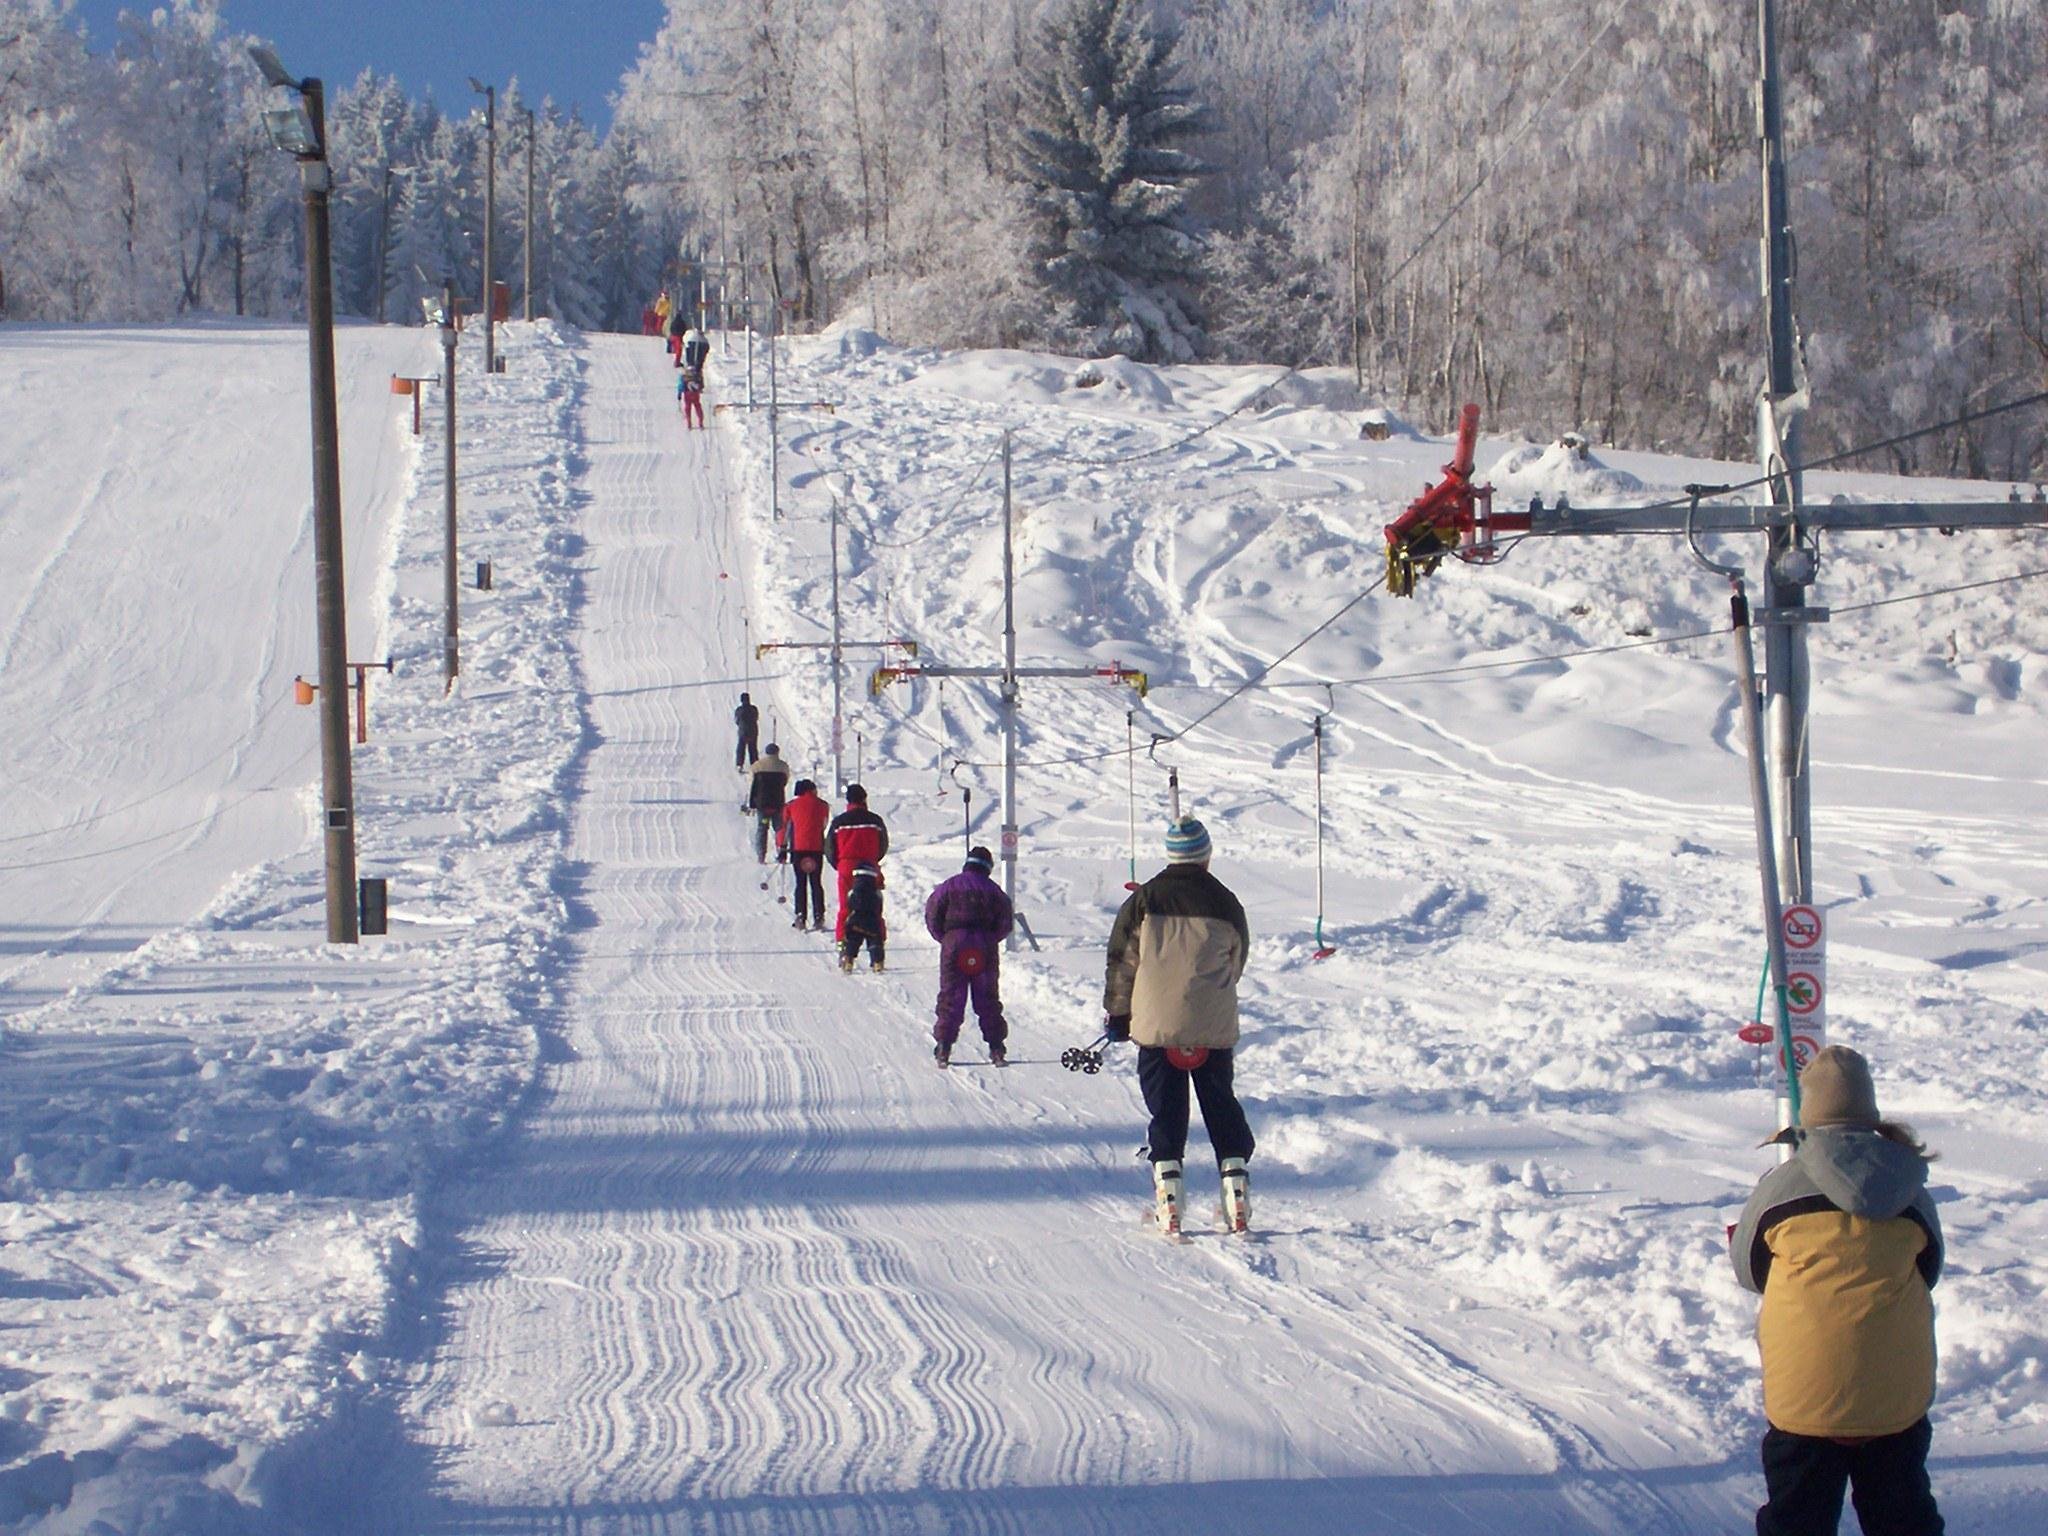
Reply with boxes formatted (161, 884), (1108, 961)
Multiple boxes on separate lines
(1785, 970), (1824, 1017)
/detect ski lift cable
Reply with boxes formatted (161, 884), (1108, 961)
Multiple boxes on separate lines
(1044, 365), (1299, 471)
(1311, 714), (1335, 959)
(1374, 10), (1625, 300)
(1563, 389), (2048, 532)
(846, 437), (1005, 550)
(1124, 710), (1139, 890)
(891, 558), (2048, 777)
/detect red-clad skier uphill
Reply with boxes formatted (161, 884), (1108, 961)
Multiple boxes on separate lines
(824, 783), (888, 940)
(924, 846), (1013, 1068)
(780, 778), (830, 930)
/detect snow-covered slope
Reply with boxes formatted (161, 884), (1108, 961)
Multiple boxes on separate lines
(1, 318), (2043, 1532)
(0, 320), (590, 1530)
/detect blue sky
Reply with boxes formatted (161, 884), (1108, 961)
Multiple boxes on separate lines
(69, 0), (666, 128)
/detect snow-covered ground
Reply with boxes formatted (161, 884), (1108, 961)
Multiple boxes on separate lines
(0, 317), (2042, 1532)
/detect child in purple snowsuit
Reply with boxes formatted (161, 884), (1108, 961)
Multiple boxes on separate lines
(924, 846), (1014, 1065)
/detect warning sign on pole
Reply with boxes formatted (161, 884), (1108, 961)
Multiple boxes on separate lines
(1785, 970), (1824, 1017)
(1782, 904), (1825, 954)
(1778, 904), (1826, 1043)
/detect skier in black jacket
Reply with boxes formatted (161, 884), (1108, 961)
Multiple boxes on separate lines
(733, 692), (759, 769)
(744, 744), (791, 862)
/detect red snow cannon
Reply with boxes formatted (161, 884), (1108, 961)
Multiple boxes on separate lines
(1381, 404), (1525, 596)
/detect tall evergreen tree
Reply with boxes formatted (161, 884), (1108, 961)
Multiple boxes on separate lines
(1016, 0), (1209, 361)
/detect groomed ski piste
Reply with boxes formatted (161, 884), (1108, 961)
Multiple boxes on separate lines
(1, 317), (2043, 1533)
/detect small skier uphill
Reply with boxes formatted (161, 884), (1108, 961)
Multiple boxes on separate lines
(825, 784), (889, 940)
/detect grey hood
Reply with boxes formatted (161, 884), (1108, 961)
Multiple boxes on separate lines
(1797, 1127), (1928, 1220)
(1731, 1125), (1943, 1295)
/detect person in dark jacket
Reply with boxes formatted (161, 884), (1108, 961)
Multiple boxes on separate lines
(681, 326), (711, 376)
(744, 744), (791, 863)
(1731, 1046), (1945, 1536)
(1104, 817), (1253, 1236)
(734, 692), (759, 769)
(825, 784), (889, 941)
(839, 864), (885, 972)
(923, 846), (1014, 1067)
(780, 778), (830, 930)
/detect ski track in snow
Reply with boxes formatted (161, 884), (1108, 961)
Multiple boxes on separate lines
(3, 324), (2044, 1531)
(365, 336), (1778, 1535)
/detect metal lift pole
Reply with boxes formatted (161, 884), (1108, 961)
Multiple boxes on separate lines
(1757, 0), (1814, 913)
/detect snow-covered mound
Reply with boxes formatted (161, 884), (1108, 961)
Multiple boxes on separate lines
(1486, 436), (1649, 503)
(1068, 353), (1176, 405)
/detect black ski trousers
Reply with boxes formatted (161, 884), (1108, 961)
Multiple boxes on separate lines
(841, 930), (884, 967)
(790, 855), (825, 923)
(1137, 1045), (1254, 1169)
(1758, 1418), (1943, 1536)
(735, 728), (758, 770)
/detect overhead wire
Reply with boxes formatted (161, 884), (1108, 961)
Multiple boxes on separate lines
(1560, 389), (2048, 530)
(1041, 365), (1297, 470)
(846, 437), (1004, 550)
(879, 559), (2048, 777)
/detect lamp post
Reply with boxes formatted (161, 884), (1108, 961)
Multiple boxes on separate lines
(522, 106), (537, 322)
(438, 279), (461, 691)
(374, 162), (413, 325)
(249, 44), (359, 944)
(468, 77), (496, 373)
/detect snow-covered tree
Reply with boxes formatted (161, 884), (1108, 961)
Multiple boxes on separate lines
(1015, 0), (1209, 361)
(0, 0), (94, 316)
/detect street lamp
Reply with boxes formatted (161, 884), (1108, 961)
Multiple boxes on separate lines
(468, 77), (496, 373)
(436, 280), (461, 692)
(248, 42), (360, 944)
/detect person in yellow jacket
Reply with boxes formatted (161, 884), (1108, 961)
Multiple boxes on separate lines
(1730, 1046), (1945, 1535)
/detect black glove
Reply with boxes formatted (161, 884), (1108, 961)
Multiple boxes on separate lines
(1104, 1014), (1131, 1043)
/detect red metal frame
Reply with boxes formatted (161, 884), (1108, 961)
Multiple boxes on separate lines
(1381, 403), (1527, 595)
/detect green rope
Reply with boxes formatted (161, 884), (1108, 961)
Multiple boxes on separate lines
(1751, 950), (1803, 1127)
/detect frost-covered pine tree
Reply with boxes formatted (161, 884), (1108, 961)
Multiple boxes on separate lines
(1016, 0), (1209, 361)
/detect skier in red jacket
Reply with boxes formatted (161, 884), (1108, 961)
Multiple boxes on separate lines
(824, 783), (889, 941)
(780, 778), (831, 930)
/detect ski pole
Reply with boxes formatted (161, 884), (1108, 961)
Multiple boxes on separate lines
(1124, 710), (1139, 890)
(1312, 715), (1334, 959)
(1060, 1034), (1110, 1074)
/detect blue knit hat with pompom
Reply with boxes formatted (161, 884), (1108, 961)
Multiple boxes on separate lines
(1164, 817), (1212, 864)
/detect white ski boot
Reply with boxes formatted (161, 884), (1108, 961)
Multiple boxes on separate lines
(1152, 1159), (1185, 1241)
(1219, 1157), (1251, 1234)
